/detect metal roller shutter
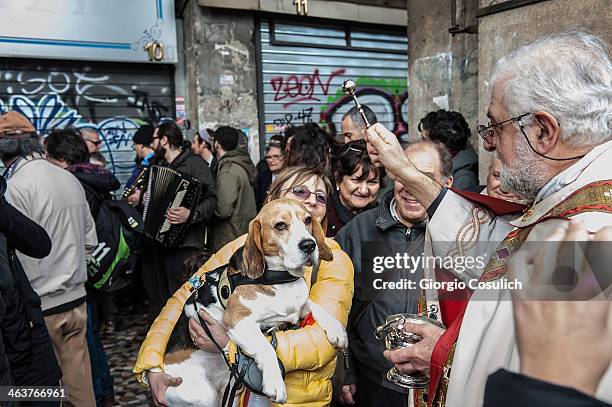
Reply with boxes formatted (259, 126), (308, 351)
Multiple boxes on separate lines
(0, 58), (175, 186)
(259, 19), (408, 145)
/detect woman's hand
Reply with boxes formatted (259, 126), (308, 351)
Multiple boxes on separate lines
(189, 309), (230, 352)
(148, 371), (182, 407)
(337, 383), (357, 405)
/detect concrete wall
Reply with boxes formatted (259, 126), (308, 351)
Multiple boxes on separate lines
(476, 0), (612, 179)
(183, 2), (260, 161)
(406, 0), (479, 143)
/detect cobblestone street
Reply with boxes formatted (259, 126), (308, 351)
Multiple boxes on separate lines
(101, 310), (153, 406)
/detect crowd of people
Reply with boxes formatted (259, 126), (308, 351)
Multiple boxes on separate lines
(0, 29), (609, 407)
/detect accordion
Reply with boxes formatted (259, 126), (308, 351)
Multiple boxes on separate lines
(142, 165), (202, 247)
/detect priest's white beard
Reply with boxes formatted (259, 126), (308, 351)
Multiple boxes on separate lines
(499, 134), (551, 204)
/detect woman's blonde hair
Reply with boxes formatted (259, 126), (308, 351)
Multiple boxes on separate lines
(265, 165), (332, 231)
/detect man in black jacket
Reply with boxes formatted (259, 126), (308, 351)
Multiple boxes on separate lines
(143, 121), (216, 321)
(0, 175), (62, 405)
(334, 140), (453, 407)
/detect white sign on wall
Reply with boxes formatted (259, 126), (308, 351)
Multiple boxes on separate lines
(0, 0), (177, 63)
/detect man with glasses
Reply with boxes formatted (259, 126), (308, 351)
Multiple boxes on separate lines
(82, 128), (102, 154)
(366, 32), (612, 406)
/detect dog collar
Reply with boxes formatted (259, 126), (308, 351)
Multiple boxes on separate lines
(230, 269), (301, 287)
(214, 268), (301, 310)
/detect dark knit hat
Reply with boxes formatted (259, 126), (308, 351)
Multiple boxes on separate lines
(133, 124), (154, 146)
(0, 111), (36, 139)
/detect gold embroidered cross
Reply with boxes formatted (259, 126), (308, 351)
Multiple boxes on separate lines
(521, 207), (533, 222)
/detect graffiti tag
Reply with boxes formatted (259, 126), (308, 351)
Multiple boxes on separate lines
(270, 68), (345, 108)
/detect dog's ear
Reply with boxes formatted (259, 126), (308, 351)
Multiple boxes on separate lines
(312, 218), (333, 262)
(242, 218), (265, 279)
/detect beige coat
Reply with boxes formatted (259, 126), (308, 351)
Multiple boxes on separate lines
(5, 156), (97, 312)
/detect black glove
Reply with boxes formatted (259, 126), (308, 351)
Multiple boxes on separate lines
(236, 330), (286, 396)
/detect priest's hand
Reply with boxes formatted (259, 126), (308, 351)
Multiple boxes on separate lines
(509, 222), (612, 397)
(366, 123), (442, 208)
(383, 321), (445, 377)
(366, 123), (411, 180)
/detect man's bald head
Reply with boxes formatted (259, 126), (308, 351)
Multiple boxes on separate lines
(403, 139), (453, 183)
(392, 139), (453, 226)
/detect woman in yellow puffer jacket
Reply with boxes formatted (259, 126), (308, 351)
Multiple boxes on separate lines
(133, 165), (354, 406)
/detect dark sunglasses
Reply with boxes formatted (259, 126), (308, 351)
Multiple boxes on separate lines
(85, 138), (102, 146)
(283, 185), (328, 205)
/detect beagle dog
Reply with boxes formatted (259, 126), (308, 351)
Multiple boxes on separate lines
(163, 199), (348, 405)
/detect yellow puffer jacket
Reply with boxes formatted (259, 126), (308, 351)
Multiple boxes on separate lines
(133, 235), (354, 407)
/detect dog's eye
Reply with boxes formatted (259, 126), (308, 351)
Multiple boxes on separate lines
(304, 216), (312, 225)
(274, 222), (288, 231)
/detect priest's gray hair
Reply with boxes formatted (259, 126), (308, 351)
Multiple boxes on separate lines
(491, 31), (611, 148)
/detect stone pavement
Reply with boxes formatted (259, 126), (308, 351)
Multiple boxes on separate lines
(100, 309), (153, 406)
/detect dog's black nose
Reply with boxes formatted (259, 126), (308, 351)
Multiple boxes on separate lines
(298, 239), (316, 254)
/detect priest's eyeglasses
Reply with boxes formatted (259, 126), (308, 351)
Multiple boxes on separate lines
(477, 112), (585, 161)
(476, 113), (531, 144)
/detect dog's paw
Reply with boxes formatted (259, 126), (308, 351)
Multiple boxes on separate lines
(262, 373), (287, 404)
(326, 322), (348, 350)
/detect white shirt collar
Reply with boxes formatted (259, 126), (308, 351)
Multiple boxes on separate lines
(534, 140), (612, 204)
(390, 197), (402, 223)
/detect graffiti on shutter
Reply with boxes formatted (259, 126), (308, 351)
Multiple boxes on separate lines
(260, 20), (408, 143)
(0, 59), (174, 186)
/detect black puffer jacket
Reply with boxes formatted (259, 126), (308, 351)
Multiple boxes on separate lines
(452, 146), (480, 192)
(335, 190), (426, 393)
(67, 162), (121, 218)
(0, 179), (61, 387)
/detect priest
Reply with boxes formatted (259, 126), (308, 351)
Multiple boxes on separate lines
(368, 31), (612, 407)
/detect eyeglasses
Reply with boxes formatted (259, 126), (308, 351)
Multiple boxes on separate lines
(476, 113), (532, 144)
(283, 186), (328, 205)
(265, 154), (283, 161)
(477, 113), (581, 161)
(340, 139), (366, 157)
(85, 138), (102, 146)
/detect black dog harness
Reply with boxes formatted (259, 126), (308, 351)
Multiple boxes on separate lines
(212, 268), (301, 310)
(187, 248), (300, 407)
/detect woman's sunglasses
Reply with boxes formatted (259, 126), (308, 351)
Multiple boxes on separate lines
(283, 185), (328, 205)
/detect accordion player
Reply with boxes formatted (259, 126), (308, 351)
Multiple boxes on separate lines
(142, 165), (202, 247)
